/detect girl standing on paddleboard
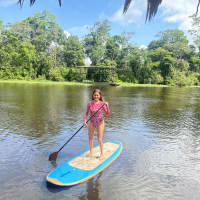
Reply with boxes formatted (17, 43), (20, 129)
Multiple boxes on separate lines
(83, 89), (110, 160)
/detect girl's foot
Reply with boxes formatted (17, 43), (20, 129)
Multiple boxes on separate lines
(99, 154), (104, 161)
(85, 152), (93, 157)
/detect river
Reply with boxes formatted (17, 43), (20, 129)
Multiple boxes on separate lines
(0, 82), (200, 200)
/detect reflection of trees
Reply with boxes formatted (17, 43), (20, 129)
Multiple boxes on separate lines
(1, 83), (200, 144)
(103, 87), (155, 128)
(79, 172), (102, 200)
(0, 83), (89, 142)
(100, 86), (200, 142)
(143, 87), (200, 157)
(145, 87), (200, 123)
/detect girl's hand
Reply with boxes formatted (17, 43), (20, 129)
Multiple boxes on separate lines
(83, 120), (87, 128)
(103, 101), (108, 106)
(103, 101), (110, 117)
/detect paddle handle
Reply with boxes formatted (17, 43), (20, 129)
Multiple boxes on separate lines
(57, 103), (105, 153)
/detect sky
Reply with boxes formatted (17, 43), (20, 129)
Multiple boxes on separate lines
(0, 0), (199, 47)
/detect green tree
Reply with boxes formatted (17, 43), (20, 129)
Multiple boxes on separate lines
(189, 14), (200, 51)
(84, 20), (110, 65)
(10, 10), (65, 52)
(105, 35), (121, 61)
(189, 56), (200, 72)
(163, 42), (191, 59)
(149, 47), (171, 62)
(148, 40), (164, 50)
(156, 29), (188, 44)
(0, 30), (36, 79)
(62, 35), (85, 67)
(160, 55), (176, 82)
(0, 20), (4, 31)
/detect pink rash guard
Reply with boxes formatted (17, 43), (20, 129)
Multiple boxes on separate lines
(84, 100), (110, 128)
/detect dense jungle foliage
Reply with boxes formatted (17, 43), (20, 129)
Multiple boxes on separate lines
(1, 10), (200, 86)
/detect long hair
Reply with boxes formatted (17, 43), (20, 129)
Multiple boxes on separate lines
(92, 89), (104, 101)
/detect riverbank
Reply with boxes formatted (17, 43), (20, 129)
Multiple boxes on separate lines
(118, 82), (168, 87)
(0, 80), (92, 86)
(118, 82), (200, 88)
(0, 79), (199, 88)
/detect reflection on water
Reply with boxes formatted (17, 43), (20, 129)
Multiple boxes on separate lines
(0, 83), (200, 200)
(79, 173), (102, 200)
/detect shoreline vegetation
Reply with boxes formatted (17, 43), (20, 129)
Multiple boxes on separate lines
(1, 79), (200, 88)
(1, 11), (200, 87)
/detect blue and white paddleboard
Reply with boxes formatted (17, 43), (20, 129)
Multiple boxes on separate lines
(46, 141), (123, 186)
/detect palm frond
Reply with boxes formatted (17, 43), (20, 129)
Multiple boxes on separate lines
(123, 0), (132, 14)
(17, 0), (200, 21)
(196, 0), (200, 15)
(124, 0), (200, 21)
(146, 0), (162, 22)
(58, 0), (62, 6)
(123, 0), (162, 21)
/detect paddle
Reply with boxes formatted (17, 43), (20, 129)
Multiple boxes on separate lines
(49, 103), (105, 161)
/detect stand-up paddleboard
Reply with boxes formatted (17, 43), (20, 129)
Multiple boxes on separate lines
(47, 141), (122, 186)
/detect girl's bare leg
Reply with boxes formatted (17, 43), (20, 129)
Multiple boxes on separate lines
(88, 122), (95, 156)
(97, 121), (105, 160)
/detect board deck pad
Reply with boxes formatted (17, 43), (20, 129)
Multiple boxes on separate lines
(47, 141), (122, 186)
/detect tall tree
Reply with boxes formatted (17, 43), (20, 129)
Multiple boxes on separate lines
(149, 29), (190, 59)
(10, 10), (65, 52)
(0, 30), (37, 79)
(189, 14), (200, 51)
(0, 20), (4, 31)
(156, 29), (188, 44)
(62, 35), (85, 67)
(105, 32), (133, 66)
(84, 20), (110, 65)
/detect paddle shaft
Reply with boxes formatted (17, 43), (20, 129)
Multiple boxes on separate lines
(57, 103), (105, 153)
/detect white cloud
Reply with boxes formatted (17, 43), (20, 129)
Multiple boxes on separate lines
(110, 0), (146, 25)
(0, 0), (18, 7)
(114, 0), (198, 28)
(160, 0), (198, 31)
(110, 0), (198, 29)
(64, 30), (70, 38)
(110, 0), (198, 43)
(68, 25), (90, 37)
(160, 0), (199, 44)
(139, 44), (147, 49)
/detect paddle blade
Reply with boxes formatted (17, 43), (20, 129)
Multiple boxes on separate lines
(49, 152), (58, 161)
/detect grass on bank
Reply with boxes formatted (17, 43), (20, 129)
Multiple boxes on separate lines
(0, 79), (92, 86)
(0, 79), (167, 87)
(118, 82), (168, 87)
(0, 79), (199, 88)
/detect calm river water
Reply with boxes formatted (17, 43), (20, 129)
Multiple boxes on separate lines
(0, 82), (200, 200)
